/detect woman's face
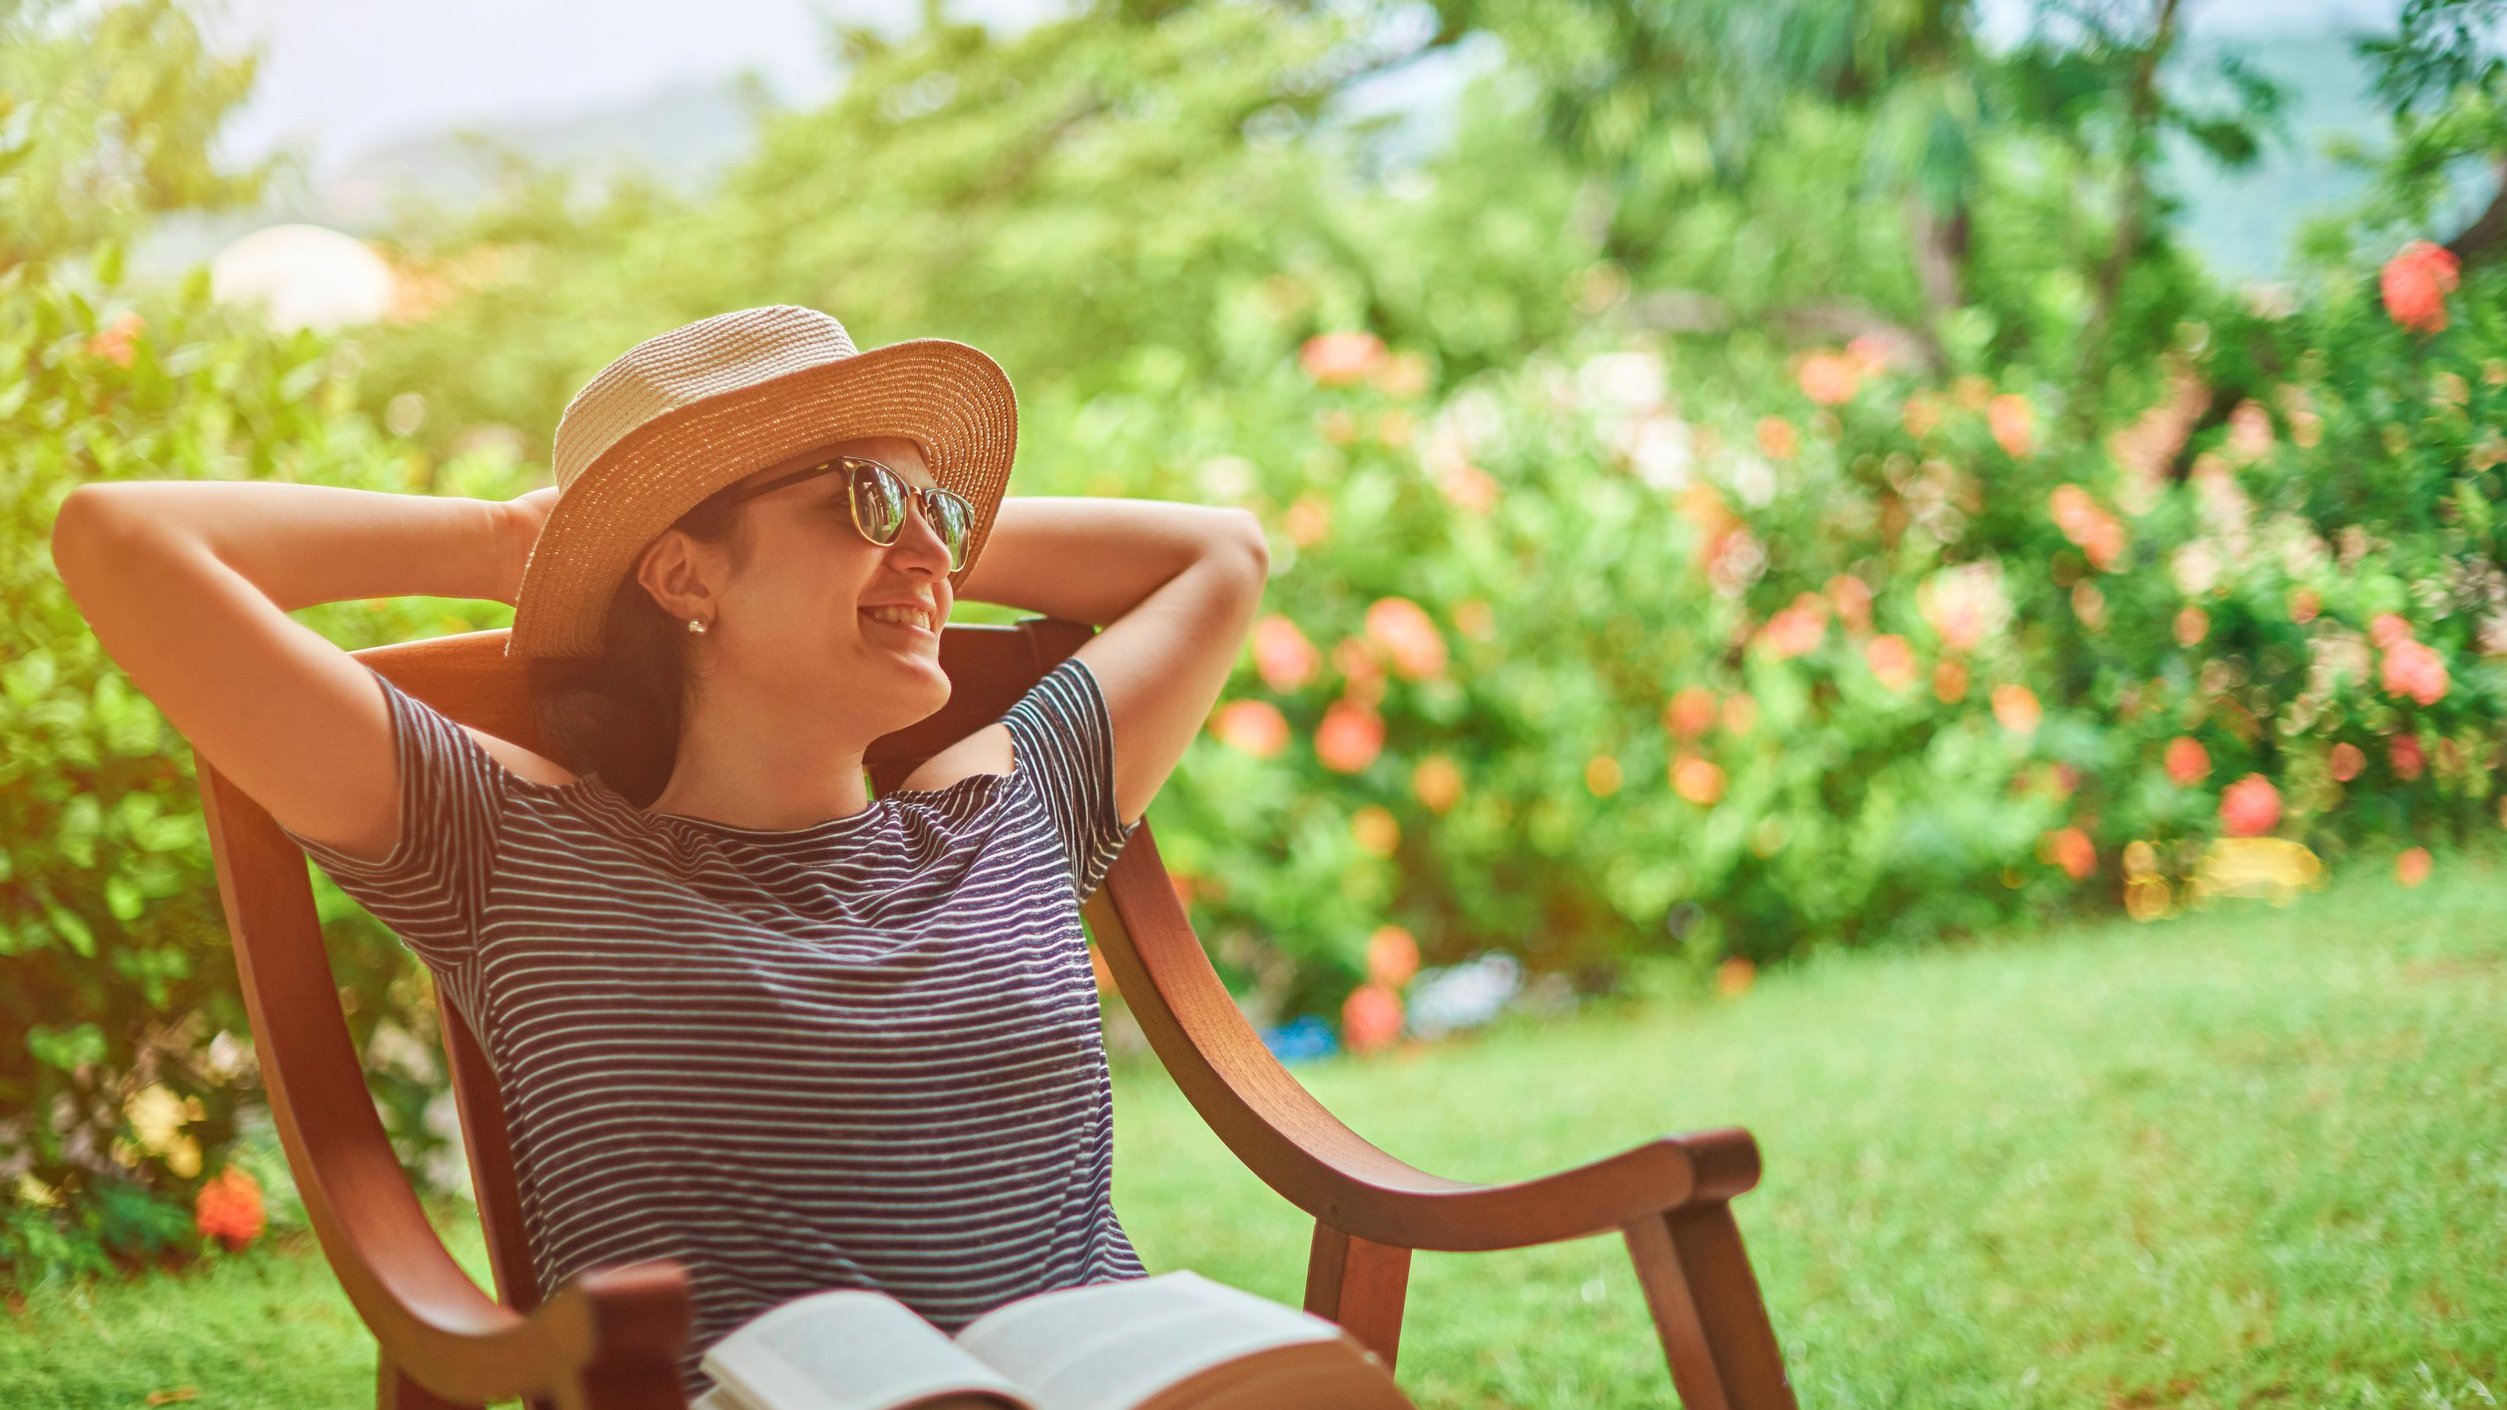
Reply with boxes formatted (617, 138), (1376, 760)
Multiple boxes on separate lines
(646, 434), (958, 733)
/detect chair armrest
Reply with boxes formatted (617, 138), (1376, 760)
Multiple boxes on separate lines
(198, 761), (694, 1405)
(1083, 826), (1765, 1253)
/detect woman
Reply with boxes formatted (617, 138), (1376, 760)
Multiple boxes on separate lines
(49, 305), (1270, 1401)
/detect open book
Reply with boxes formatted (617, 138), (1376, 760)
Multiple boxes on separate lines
(689, 1270), (1416, 1410)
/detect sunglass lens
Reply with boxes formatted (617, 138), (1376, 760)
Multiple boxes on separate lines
(930, 491), (972, 568)
(851, 461), (908, 543)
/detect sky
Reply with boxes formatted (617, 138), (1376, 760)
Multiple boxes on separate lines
(194, 0), (2410, 181)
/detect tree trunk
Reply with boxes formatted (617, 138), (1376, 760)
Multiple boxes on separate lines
(2073, 0), (2184, 432)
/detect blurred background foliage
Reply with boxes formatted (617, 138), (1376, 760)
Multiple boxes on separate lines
(5, 0), (2504, 1281)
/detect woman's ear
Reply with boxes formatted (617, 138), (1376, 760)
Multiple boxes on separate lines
(634, 530), (727, 621)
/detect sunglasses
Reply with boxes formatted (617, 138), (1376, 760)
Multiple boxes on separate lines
(711, 454), (976, 571)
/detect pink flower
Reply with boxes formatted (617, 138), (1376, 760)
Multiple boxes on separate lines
(2164, 736), (2210, 786)
(1440, 463), (1498, 514)
(1341, 982), (1404, 1054)
(2289, 588), (2320, 625)
(1798, 350), (1863, 406)
(1756, 416), (1798, 459)
(88, 311), (145, 368)
(1300, 330), (1387, 386)
(1864, 635), (1918, 692)
(2380, 638), (2449, 705)
(1364, 597), (1447, 680)
(2396, 847), (2433, 888)
(2381, 241), (2460, 334)
(1315, 700), (1384, 773)
(1826, 574), (1874, 632)
(2391, 734), (2426, 782)
(2219, 774), (2282, 837)
(1988, 394), (2035, 457)
(1251, 615), (1320, 692)
(1991, 683), (2043, 736)
(2329, 742), (2366, 782)
(2369, 613), (2415, 650)
(2175, 607), (2209, 648)
(1211, 700), (1289, 758)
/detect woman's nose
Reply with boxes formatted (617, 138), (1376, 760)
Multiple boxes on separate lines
(888, 495), (954, 574)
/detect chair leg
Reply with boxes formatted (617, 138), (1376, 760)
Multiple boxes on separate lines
(1621, 1202), (1797, 1410)
(378, 1360), (478, 1410)
(1302, 1220), (1413, 1372)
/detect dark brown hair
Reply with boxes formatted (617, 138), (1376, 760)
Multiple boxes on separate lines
(524, 484), (758, 807)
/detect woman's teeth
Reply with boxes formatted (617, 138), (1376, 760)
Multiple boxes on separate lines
(864, 606), (931, 631)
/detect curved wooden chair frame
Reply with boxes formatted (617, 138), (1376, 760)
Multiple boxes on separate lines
(194, 618), (1796, 1410)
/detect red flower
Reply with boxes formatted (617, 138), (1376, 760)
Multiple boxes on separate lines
(2219, 774), (2282, 837)
(195, 1167), (266, 1251)
(2395, 847), (2433, 888)
(2329, 742), (2366, 782)
(2164, 736), (2210, 787)
(2391, 734), (2426, 782)
(1300, 330), (1387, 386)
(2380, 241), (2460, 334)
(1753, 595), (1828, 660)
(1315, 700), (1384, 773)
(1341, 982), (1404, 1054)
(1211, 700), (1289, 759)
(1251, 615), (1319, 692)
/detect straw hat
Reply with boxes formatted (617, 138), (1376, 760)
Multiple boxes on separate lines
(505, 305), (1016, 659)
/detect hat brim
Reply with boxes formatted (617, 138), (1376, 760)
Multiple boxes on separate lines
(506, 337), (1015, 659)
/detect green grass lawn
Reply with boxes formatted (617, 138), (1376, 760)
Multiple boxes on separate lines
(7, 859), (2502, 1408)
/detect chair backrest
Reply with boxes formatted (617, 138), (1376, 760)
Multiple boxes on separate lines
(194, 617), (1092, 1319)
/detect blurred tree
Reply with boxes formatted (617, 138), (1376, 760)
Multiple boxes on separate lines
(0, 0), (274, 270)
(2356, 0), (2507, 269)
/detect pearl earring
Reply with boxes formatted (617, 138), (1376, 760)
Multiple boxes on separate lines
(687, 617), (708, 635)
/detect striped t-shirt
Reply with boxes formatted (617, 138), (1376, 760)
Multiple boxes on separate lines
(280, 655), (1151, 1401)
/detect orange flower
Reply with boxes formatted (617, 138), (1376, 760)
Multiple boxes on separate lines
(1350, 805), (1400, 856)
(2369, 612), (2414, 650)
(1371, 349), (1432, 399)
(2329, 742), (2366, 782)
(1285, 494), (1332, 547)
(2044, 826), (2096, 881)
(1251, 615), (1320, 692)
(1755, 416), (1798, 459)
(2174, 606), (2209, 648)
(88, 311), (145, 368)
(1301, 330), (1388, 386)
(1901, 393), (1940, 439)
(1341, 982), (1404, 1053)
(2380, 638), (2449, 706)
(1663, 686), (1719, 739)
(1991, 683), (2042, 736)
(2164, 736), (2210, 786)
(1798, 350), (1862, 406)
(2289, 587), (2320, 625)
(1366, 925), (1420, 987)
(1440, 463), (1498, 514)
(1933, 658), (1970, 703)
(1864, 634), (1918, 692)
(1716, 956), (1755, 998)
(1825, 574), (1873, 632)
(194, 1167), (266, 1251)
(1584, 755), (1623, 796)
(1331, 637), (1386, 707)
(1315, 700), (1384, 773)
(1211, 700), (1289, 758)
(2380, 241), (2460, 334)
(1988, 394), (2035, 457)
(1364, 597), (1447, 680)
(2219, 774), (2281, 837)
(1753, 595), (1827, 660)
(1411, 755), (1462, 812)
(1671, 755), (1727, 806)
(2395, 847), (2433, 888)
(1720, 693), (1759, 736)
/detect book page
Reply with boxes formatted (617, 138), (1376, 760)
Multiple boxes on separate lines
(954, 1272), (1401, 1410)
(699, 1288), (1034, 1410)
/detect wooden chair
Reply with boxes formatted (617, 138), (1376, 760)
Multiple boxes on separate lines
(194, 617), (1798, 1410)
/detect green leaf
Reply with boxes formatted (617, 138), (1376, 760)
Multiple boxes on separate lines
(26, 1022), (106, 1072)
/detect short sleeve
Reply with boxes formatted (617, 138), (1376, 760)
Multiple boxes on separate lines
(999, 656), (1144, 905)
(276, 664), (508, 1013)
